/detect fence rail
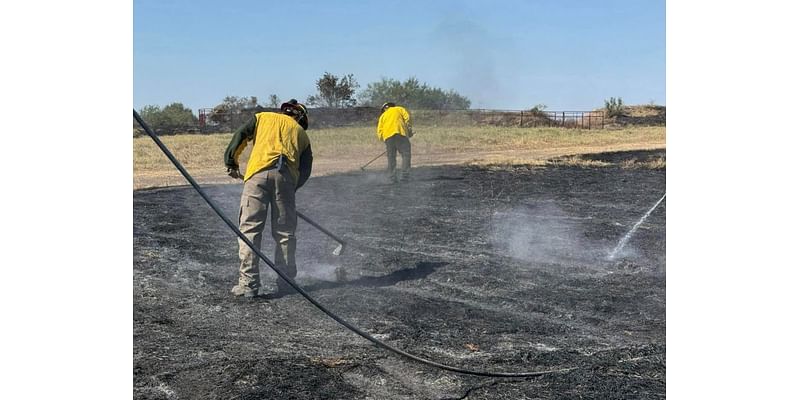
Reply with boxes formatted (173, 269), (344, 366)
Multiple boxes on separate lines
(134, 108), (606, 136)
(427, 109), (606, 129)
(196, 107), (605, 130)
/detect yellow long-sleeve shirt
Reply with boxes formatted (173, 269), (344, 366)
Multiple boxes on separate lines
(376, 106), (412, 141)
(224, 112), (313, 186)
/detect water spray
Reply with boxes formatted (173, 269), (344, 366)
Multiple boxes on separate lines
(607, 193), (666, 260)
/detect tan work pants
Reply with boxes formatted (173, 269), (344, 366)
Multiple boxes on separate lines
(237, 168), (297, 289)
(385, 134), (411, 182)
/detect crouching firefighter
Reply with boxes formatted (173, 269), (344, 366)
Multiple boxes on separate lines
(224, 101), (313, 297)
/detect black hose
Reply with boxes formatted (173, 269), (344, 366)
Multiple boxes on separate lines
(133, 110), (575, 378)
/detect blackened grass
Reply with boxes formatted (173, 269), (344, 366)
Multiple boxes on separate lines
(133, 110), (576, 378)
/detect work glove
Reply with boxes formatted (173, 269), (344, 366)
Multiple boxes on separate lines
(227, 167), (243, 180)
(407, 129), (414, 138)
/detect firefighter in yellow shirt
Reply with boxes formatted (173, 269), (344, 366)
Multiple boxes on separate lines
(376, 102), (413, 183)
(224, 101), (313, 297)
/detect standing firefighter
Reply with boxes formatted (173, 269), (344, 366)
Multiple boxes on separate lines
(224, 101), (313, 297)
(376, 102), (413, 183)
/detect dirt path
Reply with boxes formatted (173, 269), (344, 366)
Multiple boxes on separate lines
(134, 143), (666, 189)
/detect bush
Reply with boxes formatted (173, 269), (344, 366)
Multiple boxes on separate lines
(529, 104), (548, 117)
(359, 77), (471, 110)
(138, 103), (197, 131)
(605, 97), (625, 117)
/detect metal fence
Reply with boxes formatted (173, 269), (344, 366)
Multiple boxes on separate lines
(133, 108), (607, 137)
(525, 110), (605, 129)
(195, 107), (605, 131)
(417, 109), (606, 129)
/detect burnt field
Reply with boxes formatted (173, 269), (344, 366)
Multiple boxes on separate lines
(133, 150), (666, 399)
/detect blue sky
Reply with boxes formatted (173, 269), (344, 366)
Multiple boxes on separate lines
(134, 0), (665, 113)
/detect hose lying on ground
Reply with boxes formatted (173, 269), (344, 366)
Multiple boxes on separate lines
(133, 110), (575, 378)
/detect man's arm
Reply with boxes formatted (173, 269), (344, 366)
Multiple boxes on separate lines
(401, 108), (413, 137)
(376, 113), (385, 140)
(224, 116), (256, 169)
(296, 144), (313, 190)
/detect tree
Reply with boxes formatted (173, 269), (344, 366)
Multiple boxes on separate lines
(306, 72), (359, 108)
(529, 104), (548, 117)
(359, 77), (471, 110)
(138, 102), (197, 130)
(268, 94), (280, 108)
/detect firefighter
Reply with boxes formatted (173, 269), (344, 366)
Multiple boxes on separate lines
(224, 101), (313, 297)
(376, 102), (413, 183)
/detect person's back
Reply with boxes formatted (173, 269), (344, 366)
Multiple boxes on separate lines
(377, 106), (412, 141)
(244, 111), (310, 183)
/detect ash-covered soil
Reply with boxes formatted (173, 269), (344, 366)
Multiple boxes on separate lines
(134, 150), (666, 399)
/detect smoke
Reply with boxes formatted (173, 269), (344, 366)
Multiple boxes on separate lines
(429, 18), (521, 108)
(359, 171), (392, 185)
(256, 263), (344, 288)
(297, 263), (342, 282)
(489, 202), (605, 265)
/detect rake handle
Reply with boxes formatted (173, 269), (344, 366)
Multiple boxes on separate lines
(360, 151), (386, 170)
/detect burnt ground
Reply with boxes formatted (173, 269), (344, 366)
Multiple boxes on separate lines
(133, 150), (666, 399)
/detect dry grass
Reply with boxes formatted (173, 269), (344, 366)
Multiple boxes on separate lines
(133, 125), (665, 189)
(307, 125), (665, 155)
(133, 134), (232, 172)
(620, 157), (667, 170)
(548, 156), (613, 168)
(308, 357), (352, 368)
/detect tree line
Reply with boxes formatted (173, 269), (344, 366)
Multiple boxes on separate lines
(137, 73), (473, 129)
(305, 73), (471, 110)
(137, 71), (637, 131)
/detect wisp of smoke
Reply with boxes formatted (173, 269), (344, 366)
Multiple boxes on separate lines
(359, 171), (391, 185)
(489, 202), (606, 265)
(258, 263), (342, 286)
(297, 263), (341, 282)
